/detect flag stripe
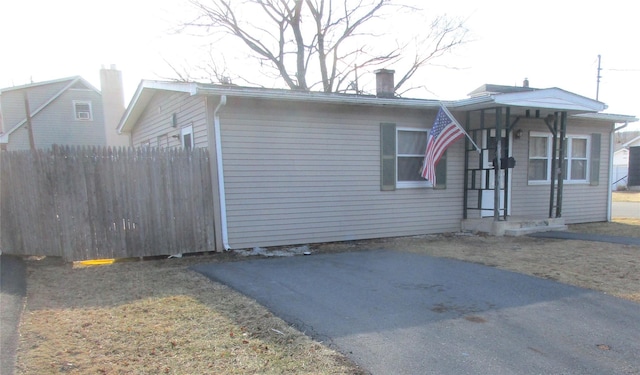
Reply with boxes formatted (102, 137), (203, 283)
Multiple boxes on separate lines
(420, 106), (467, 185)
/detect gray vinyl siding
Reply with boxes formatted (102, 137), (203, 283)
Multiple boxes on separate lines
(5, 87), (106, 150)
(130, 92), (207, 148)
(510, 118), (611, 223)
(220, 97), (464, 249)
(0, 80), (72, 128)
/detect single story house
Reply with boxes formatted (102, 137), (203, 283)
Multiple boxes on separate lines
(117, 71), (637, 251)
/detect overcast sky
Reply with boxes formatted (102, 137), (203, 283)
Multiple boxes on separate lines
(1, 0), (638, 130)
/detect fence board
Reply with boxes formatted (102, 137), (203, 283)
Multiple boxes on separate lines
(0, 146), (216, 261)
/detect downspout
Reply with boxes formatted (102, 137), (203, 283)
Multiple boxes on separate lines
(214, 95), (230, 250)
(607, 121), (628, 221)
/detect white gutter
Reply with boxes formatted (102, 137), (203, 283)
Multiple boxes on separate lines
(213, 95), (230, 250)
(607, 121), (628, 221)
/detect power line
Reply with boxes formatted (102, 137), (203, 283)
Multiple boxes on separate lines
(606, 68), (640, 72)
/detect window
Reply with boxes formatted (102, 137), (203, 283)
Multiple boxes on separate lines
(528, 135), (549, 181)
(73, 101), (93, 121)
(528, 132), (593, 184)
(181, 125), (194, 149)
(397, 128), (429, 188)
(564, 137), (589, 180)
(380, 123), (446, 190)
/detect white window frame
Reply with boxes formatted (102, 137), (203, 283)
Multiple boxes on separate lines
(396, 127), (431, 189)
(528, 132), (590, 185)
(73, 100), (93, 121)
(181, 125), (194, 149)
(564, 136), (589, 182)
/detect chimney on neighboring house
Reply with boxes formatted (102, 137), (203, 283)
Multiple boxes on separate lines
(100, 65), (130, 147)
(375, 69), (395, 98)
(523, 77), (530, 88)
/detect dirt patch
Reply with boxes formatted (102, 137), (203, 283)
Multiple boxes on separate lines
(15, 221), (640, 374)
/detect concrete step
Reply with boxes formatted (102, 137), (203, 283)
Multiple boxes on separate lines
(504, 224), (568, 236)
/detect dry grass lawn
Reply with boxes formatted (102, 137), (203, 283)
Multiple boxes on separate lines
(613, 190), (640, 203)
(17, 255), (364, 375)
(15, 193), (639, 374)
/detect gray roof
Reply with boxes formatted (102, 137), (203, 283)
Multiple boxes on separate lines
(468, 83), (536, 97)
(117, 80), (637, 134)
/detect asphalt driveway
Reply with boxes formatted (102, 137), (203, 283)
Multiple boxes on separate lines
(193, 250), (640, 375)
(0, 255), (26, 375)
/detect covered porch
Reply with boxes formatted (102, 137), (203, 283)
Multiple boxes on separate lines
(450, 85), (622, 235)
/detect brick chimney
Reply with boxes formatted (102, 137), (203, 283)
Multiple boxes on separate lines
(100, 65), (130, 147)
(375, 69), (395, 98)
(523, 77), (529, 88)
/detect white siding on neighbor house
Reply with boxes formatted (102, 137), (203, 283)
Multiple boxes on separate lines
(219, 97), (465, 249)
(6, 88), (106, 150)
(130, 92), (207, 149)
(509, 118), (612, 224)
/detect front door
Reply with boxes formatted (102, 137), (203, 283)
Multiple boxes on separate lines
(481, 129), (512, 217)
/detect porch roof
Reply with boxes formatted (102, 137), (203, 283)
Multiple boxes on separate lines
(450, 87), (607, 116)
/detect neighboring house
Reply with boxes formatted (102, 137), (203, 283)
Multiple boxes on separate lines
(0, 66), (129, 150)
(117, 72), (637, 252)
(613, 135), (640, 189)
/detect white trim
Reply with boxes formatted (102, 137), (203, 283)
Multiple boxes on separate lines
(213, 95), (230, 250)
(527, 132), (591, 185)
(180, 125), (194, 149)
(607, 128), (615, 221)
(396, 127), (432, 189)
(73, 100), (93, 121)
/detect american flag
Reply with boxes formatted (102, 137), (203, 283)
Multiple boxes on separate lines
(420, 106), (466, 184)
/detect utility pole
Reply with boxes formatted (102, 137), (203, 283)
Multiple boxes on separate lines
(596, 54), (602, 101)
(23, 92), (36, 151)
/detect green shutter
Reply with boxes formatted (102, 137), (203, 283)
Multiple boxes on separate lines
(590, 133), (601, 186)
(380, 123), (396, 191)
(434, 152), (447, 189)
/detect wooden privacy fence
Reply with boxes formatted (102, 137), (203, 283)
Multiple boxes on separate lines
(0, 145), (216, 261)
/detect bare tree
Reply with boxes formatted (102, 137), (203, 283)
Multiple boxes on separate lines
(181, 0), (468, 94)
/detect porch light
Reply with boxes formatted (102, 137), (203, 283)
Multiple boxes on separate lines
(515, 129), (523, 139)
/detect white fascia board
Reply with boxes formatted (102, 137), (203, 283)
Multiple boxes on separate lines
(573, 113), (638, 123)
(493, 88), (606, 112)
(117, 80), (199, 134)
(0, 76), (81, 93)
(194, 84), (443, 109)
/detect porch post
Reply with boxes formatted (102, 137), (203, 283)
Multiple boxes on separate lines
(463, 111), (471, 219)
(556, 111), (567, 217)
(494, 107), (502, 220)
(549, 113), (559, 218)
(503, 107), (510, 221)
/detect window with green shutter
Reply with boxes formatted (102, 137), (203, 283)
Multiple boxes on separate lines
(528, 132), (595, 184)
(380, 123), (396, 191)
(590, 133), (601, 186)
(380, 123), (445, 190)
